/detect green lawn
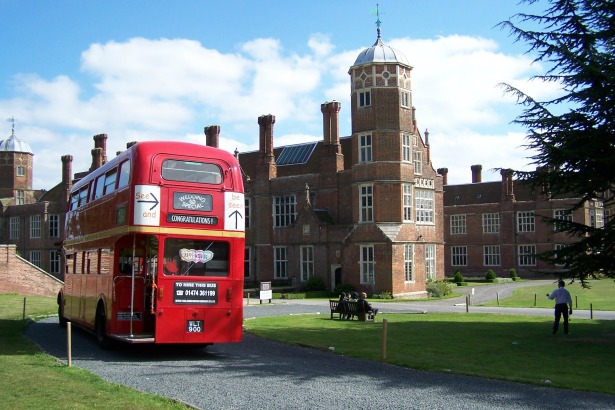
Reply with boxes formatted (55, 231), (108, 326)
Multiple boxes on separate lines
(480, 278), (615, 310)
(0, 294), (189, 410)
(244, 312), (615, 395)
(4, 283), (615, 402)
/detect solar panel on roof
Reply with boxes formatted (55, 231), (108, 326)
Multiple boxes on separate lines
(276, 142), (317, 166)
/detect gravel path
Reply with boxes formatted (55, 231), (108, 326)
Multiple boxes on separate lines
(25, 280), (615, 410)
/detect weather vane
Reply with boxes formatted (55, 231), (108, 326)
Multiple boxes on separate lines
(371, 4), (383, 38)
(7, 116), (16, 136)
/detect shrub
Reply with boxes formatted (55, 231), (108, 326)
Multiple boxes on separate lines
(426, 280), (453, 298)
(371, 291), (393, 299)
(509, 268), (520, 281)
(453, 270), (464, 283)
(303, 276), (326, 292)
(492, 278), (514, 283)
(485, 270), (497, 282)
(333, 283), (355, 296)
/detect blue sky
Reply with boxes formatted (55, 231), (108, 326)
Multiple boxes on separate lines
(0, 0), (555, 189)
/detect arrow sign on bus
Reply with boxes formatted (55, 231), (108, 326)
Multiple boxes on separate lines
(137, 192), (159, 210)
(228, 209), (243, 230)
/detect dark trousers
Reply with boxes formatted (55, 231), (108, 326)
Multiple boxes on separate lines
(553, 303), (569, 334)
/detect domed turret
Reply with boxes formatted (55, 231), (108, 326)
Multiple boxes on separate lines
(1, 118), (33, 153)
(353, 36), (410, 67)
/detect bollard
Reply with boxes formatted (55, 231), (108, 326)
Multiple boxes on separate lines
(67, 322), (72, 367)
(247, 292), (250, 306)
(22, 296), (27, 320)
(465, 296), (469, 313)
(575, 295), (578, 309)
(534, 293), (537, 307)
(590, 303), (593, 320)
(496, 292), (499, 306)
(381, 319), (388, 362)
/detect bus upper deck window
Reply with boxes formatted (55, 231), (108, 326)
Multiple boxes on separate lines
(162, 159), (222, 184)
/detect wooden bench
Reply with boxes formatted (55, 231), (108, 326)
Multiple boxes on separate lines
(329, 299), (376, 322)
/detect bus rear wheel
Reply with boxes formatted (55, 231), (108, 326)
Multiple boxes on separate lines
(95, 305), (111, 349)
(57, 294), (67, 328)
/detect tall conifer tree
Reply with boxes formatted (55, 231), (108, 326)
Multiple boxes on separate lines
(499, 0), (615, 281)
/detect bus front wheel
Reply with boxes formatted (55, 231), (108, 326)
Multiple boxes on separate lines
(95, 305), (111, 349)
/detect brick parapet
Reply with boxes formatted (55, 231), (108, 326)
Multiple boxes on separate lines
(0, 244), (63, 297)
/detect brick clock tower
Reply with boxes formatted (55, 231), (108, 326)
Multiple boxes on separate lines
(346, 23), (444, 294)
(0, 118), (35, 205)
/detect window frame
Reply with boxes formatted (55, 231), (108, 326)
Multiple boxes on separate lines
(273, 195), (296, 228)
(518, 244), (537, 266)
(48, 214), (60, 238)
(516, 211), (535, 233)
(30, 214), (41, 238)
(413, 151), (422, 174)
(450, 214), (467, 235)
(415, 189), (434, 224)
(9, 217), (19, 239)
(404, 243), (414, 282)
(359, 134), (372, 163)
(451, 246), (467, 266)
(360, 184), (374, 223)
(358, 90), (371, 107)
(50, 250), (61, 274)
(403, 184), (413, 222)
(273, 246), (288, 279)
(483, 245), (501, 266)
(29, 250), (41, 268)
(425, 244), (436, 280)
(402, 134), (411, 162)
(482, 213), (500, 234)
(360, 244), (375, 284)
(300, 245), (314, 282)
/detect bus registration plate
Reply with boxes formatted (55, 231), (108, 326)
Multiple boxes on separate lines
(187, 320), (204, 333)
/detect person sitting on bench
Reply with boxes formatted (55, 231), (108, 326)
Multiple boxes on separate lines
(357, 292), (378, 316)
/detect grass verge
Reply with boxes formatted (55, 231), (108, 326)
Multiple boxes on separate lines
(0, 294), (189, 410)
(481, 278), (615, 310)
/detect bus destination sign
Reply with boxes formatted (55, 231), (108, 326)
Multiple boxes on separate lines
(167, 214), (218, 225)
(173, 281), (218, 304)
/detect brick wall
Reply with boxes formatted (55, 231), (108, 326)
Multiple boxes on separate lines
(0, 244), (63, 297)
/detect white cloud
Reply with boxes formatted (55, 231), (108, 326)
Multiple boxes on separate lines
(0, 33), (548, 191)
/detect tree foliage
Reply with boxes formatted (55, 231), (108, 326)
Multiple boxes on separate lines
(499, 0), (615, 281)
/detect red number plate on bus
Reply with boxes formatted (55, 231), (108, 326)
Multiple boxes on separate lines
(186, 320), (204, 333)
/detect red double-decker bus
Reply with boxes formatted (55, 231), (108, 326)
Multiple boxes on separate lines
(58, 141), (245, 348)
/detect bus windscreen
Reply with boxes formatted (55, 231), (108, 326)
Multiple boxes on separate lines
(162, 159), (222, 184)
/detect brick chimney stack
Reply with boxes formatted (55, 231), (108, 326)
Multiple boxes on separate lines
(93, 134), (108, 165)
(437, 168), (448, 185)
(320, 101), (344, 178)
(205, 125), (220, 148)
(501, 169), (515, 201)
(471, 164), (482, 183)
(61, 155), (73, 205)
(257, 114), (277, 179)
(90, 148), (104, 172)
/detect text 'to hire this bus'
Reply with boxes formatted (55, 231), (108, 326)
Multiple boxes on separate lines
(58, 141), (245, 348)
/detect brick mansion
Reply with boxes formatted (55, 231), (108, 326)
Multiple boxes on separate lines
(1, 27), (604, 297)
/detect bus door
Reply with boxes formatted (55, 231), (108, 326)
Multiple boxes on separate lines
(155, 237), (237, 344)
(113, 238), (147, 336)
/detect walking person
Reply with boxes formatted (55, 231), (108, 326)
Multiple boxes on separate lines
(547, 280), (573, 335)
